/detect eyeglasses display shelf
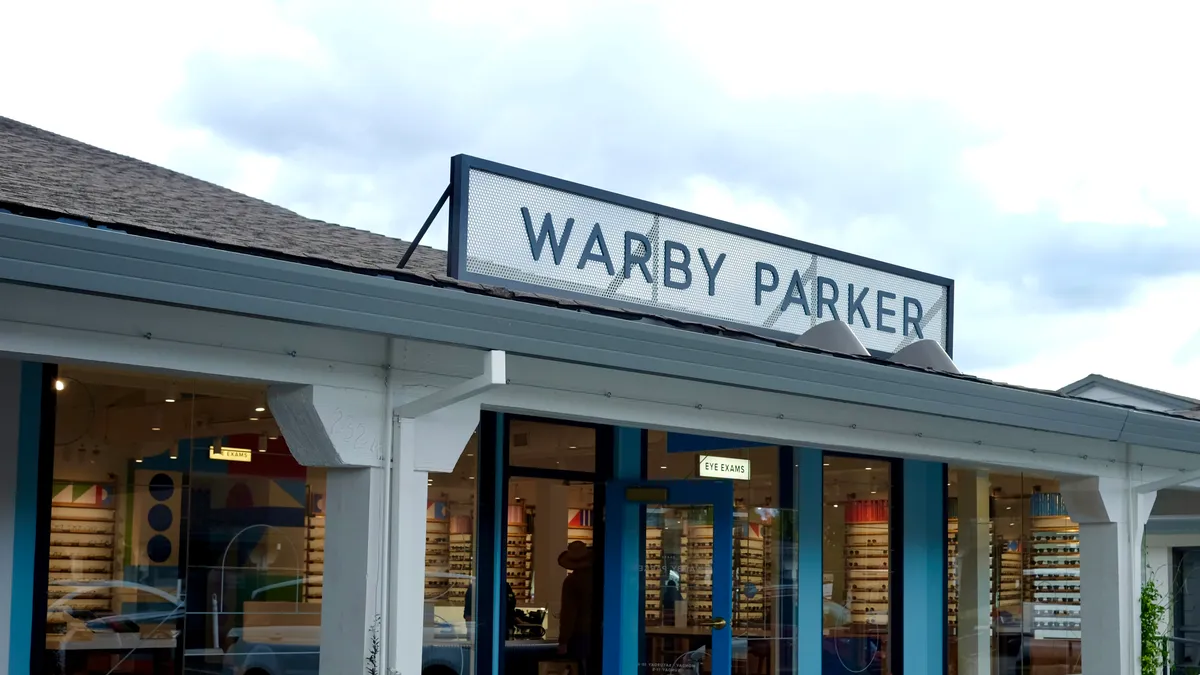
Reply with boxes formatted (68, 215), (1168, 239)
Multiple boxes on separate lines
(448, 515), (473, 604)
(425, 501), (452, 602)
(505, 504), (532, 603)
(1024, 506), (1081, 640)
(845, 500), (889, 627)
(946, 518), (995, 637)
(47, 503), (117, 631)
(733, 520), (766, 628)
(686, 525), (715, 624)
(305, 512), (325, 601)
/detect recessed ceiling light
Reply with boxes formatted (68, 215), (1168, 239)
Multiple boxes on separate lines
(255, 406), (266, 413)
(1006, 506), (1011, 510)
(468, 476), (475, 480)
(135, 458), (144, 463)
(870, 491), (877, 494)
(660, 466), (667, 469)
(864, 467), (872, 471)
(249, 417), (259, 421)
(54, 379), (65, 391)
(569, 445), (577, 449)
(823, 463), (830, 467)
(466, 453), (474, 457)
(833, 504), (839, 508)
(165, 397), (176, 403)
(151, 427), (161, 432)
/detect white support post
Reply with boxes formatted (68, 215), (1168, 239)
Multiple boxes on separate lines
(1060, 477), (1157, 675)
(320, 467), (388, 675)
(386, 417), (431, 675)
(386, 350), (506, 675)
(957, 470), (991, 675)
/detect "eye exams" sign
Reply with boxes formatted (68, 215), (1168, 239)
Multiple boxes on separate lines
(447, 156), (954, 355)
(697, 455), (751, 481)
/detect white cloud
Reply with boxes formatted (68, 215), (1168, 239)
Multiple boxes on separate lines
(6, 0), (1200, 398)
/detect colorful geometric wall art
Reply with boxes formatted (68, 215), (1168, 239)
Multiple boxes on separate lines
(50, 481), (115, 508)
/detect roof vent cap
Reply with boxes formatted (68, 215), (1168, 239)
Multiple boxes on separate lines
(792, 320), (870, 357)
(890, 339), (960, 374)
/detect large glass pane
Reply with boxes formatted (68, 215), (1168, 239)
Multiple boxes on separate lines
(428, 432), (479, 675)
(642, 504), (724, 675)
(42, 366), (326, 675)
(503, 419), (599, 674)
(823, 455), (891, 675)
(946, 468), (1082, 675)
(646, 431), (790, 675)
(508, 418), (596, 472)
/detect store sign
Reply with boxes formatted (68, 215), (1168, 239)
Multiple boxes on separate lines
(209, 445), (252, 463)
(448, 155), (954, 354)
(698, 455), (750, 481)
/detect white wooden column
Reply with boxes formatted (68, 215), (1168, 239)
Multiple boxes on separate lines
(269, 383), (388, 675)
(957, 470), (991, 675)
(322, 467), (388, 674)
(388, 351), (505, 675)
(1060, 477), (1156, 675)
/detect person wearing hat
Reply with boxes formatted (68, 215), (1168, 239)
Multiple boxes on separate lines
(556, 541), (595, 673)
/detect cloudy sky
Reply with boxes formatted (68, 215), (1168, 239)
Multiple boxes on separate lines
(5, 1), (1200, 398)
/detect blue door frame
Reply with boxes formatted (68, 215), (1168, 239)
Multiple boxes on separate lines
(603, 479), (735, 675)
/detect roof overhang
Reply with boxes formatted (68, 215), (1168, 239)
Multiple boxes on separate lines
(3, 211), (1200, 456)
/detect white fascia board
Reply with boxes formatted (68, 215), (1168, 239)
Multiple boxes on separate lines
(5, 212), (1200, 455)
(491, 355), (1200, 482)
(0, 282), (385, 391)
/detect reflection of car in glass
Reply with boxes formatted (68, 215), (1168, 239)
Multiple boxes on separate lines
(46, 580), (185, 672)
(221, 574), (473, 675)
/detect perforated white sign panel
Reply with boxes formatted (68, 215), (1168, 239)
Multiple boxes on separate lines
(461, 168), (950, 353)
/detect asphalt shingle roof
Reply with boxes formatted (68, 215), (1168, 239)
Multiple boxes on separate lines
(0, 116), (446, 275)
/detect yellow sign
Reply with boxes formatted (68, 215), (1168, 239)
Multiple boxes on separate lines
(209, 445), (253, 463)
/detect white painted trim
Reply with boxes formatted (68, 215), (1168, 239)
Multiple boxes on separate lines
(1137, 468), (1200, 494)
(0, 284), (385, 391)
(490, 355), (1200, 482)
(395, 350), (505, 419)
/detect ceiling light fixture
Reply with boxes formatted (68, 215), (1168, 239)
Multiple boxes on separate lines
(823, 462), (830, 467)
(54, 379), (65, 392)
(660, 465), (667, 469)
(255, 406), (266, 413)
(864, 467), (872, 471)
(151, 427), (161, 432)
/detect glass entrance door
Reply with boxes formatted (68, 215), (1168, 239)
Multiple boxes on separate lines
(604, 480), (734, 675)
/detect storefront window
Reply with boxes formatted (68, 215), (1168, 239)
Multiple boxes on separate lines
(427, 431), (479, 674)
(947, 469), (1082, 675)
(43, 365), (322, 675)
(503, 419), (598, 673)
(823, 454), (893, 674)
(647, 432), (794, 675)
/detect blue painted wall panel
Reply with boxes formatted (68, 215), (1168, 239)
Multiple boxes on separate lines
(10, 363), (44, 675)
(796, 447), (824, 671)
(902, 459), (946, 675)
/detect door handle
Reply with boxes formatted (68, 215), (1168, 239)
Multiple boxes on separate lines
(697, 616), (727, 630)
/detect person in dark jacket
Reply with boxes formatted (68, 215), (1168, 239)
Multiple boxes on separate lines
(556, 541), (595, 674)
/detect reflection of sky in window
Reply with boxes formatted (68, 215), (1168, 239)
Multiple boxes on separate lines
(464, 170), (948, 352)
